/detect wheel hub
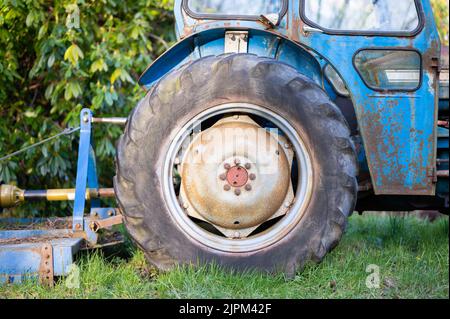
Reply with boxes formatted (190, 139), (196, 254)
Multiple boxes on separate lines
(178, 115), (294, 238)
(225, 165), (248, 188)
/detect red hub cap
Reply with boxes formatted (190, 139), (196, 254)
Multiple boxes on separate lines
(226, 166), (248, 188)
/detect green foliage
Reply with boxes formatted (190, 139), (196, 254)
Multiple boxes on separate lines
(431, 0), (449, 45)
(0, 0), (175, 215)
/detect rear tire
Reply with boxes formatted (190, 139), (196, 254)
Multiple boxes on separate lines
(114, 54), (358, 276)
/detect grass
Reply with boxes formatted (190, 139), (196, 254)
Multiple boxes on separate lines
(0, 215), (448, 299)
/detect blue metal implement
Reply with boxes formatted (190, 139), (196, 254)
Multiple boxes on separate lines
(0, 108), (122, 285)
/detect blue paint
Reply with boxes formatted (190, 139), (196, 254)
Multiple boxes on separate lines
(73, 109), (93, 230)
(0, 238), (82, 284)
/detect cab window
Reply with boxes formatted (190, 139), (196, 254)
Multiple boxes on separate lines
(303, 0), (421, 34)
(186, 0), (284, 17)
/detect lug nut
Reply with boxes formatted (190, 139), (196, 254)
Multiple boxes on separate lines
(233, 231), (241, 238)
(219, 173), (227, 181)
(244, 163), (251, 169)
(234, 188), (241, 196)
(224, 163), (231, 170)
(249, 173), (256, 181)
(245, 184), (252, 191)
(183, 203), (189, 209)
(224, 185), (231, 191)
(234, 158), (241, 165)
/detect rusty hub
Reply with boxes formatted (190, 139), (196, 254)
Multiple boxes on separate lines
(225, 165), (249, 188)
(179, 115), (294, 237)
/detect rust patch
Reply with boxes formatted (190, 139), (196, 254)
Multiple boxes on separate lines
(39, 243), (54, 287)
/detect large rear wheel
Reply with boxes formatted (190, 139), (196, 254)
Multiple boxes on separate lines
(114, 54), (358, 276)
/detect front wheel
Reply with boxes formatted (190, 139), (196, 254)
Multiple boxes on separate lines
(114, 54), (358, 276)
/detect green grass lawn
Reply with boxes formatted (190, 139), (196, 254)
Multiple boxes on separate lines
(0, 215), (448, 299)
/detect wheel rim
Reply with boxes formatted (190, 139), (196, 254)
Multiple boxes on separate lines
(163, 103), (313, 253)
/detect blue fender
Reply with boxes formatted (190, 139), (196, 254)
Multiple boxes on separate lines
(138, 28), (326, 94)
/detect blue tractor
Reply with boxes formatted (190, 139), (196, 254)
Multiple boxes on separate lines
(1, 0), (448, 279)
(114, 0), (448, 275)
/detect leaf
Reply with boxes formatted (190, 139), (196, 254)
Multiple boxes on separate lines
(119, 69), (134, 84)
(64, 44), (84, 66)
(38, 23), (48, 40)
(90, 59), (108, 73)
(47, 54), (56, 68)
(110, 69), (122, 84)
(105, 91), (113, 106)
(64, 82), (82, 101)
(24, 110), (38, 118)
(45, 83), (55, 100)
(26, 12), (34, 27)
(92, 94), (104, 109)
(130, 26), (141, 39)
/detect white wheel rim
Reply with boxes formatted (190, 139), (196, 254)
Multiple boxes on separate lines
(162, 103), (313, 253)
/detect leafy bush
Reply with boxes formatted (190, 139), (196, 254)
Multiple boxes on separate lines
(431, 0), (449, 45)
(0, 0), (175, 215)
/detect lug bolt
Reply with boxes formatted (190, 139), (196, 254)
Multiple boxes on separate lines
(174, 157), (180, 165)
(284, 143), (290, 149)
(224, 185), (231, 191)
(233, 231), (241, 238)
(245, 184), (252, 191)
(108, 210), (114, 216)
(75, 223), (81, 230)
(224, 163), (231, 170)
(234, 188), (241, 196)
(249, 173), (256, 181)
(233, 115), (240, 120)
(234, 158), (241, 165)
(219, 173), (227, 181)
(183, 203), (189, 209)
(244, 163), (251, 169)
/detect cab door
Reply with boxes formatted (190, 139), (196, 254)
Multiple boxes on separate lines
(292, 0), (441, 195)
